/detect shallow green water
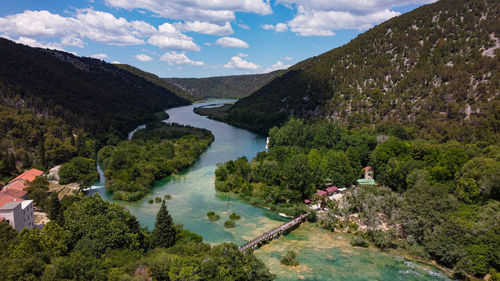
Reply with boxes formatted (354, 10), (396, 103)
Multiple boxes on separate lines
(88, 99), (451, 280)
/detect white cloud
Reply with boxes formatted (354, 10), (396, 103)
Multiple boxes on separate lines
(263, 60), (291, 72)
(283, 56), (292, 61)
(160, 51), (204, 66)
(148, 23), (200, 51)
(277, 0), (435, 36)
(215, 37), (249, 48)
(224, 54), (260, 69)
(277, 0), (435, 14)
(176, 21), (233, 36)
(13, 36), (66, 51)
(91, 53), (109, 59)
(105, 0), (272, 23)
(262, 23), (288, 32)
(0, 9), (199, 51)
(237, 23), (250, 30)
(134, 54), (153, 61)
(75, 9), (146, 45)
(288, 9), (399, 36)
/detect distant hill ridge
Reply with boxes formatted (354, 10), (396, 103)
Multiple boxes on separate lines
(164, 70), (285, 99)
(0, 38), (189, 137)
(228, 0), (500, 141)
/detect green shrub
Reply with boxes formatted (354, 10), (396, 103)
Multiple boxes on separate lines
(224, 220), (235, 228)
(229, 212), (241, 220)
(148, 199), (153, 204)
(207, 211), (220, 222)
(350, 236), (369, 247)
(164, 195), (172, 200)
(280, 251), (299, 266)
(155, 197), (162, 203)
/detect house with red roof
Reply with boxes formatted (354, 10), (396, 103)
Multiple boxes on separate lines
(0, 169), (41, 231)
(325, 186), (338, 195)
(9, 168), (43, 184)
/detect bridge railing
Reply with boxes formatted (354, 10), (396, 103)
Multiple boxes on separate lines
(239, 213), (308, 251)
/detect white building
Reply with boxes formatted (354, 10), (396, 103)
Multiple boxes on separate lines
(0, 200), (34, 232)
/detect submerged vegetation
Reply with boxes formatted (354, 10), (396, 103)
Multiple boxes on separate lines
(280, 251), (299, 266)
(217, 118), (500, 278)
(98, 122), (214, 201)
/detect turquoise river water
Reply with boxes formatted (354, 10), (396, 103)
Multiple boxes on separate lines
(88, 99), (452, 281)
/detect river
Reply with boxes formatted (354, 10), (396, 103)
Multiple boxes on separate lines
(88, 99), (451, 281)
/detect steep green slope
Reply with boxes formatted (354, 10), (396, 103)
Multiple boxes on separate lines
(0, 38), (189, 182)
(115, 64), (194, 101)
(165, 70), (285, 99)
(0, 38), (189, 138)
(229, 0), (500, 141)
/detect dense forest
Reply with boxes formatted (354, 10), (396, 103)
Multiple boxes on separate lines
(165, 70), (285, 100)
(0, 194), (273, 280)
(215, 119), (500, 279)
(0, 38), (190, 183)
(227, 0), (500, 141)
(98, 122), (214, 201)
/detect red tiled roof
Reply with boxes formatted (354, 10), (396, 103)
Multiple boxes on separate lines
(325, 186), (338, 194)
(3, 179), (27, 191)
(0, 194), (22, 208)
(317, 190), (328, 197)
(363, 166), (372, 171)
(304, 199), (311, 204)
(9, 169), (43, 183)
(0, 188), (27, 199)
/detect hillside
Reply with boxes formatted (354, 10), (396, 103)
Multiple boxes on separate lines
(115, 64), (194, 101)
(228, 0), (500, 141)
(0, 38), (189, 181)
(165, 70), (285, 99)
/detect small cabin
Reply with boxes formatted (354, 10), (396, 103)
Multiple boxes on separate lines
(363, 166), (373, 180)
(325, 186), (338, 195)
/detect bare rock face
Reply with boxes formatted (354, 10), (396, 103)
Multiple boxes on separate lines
(134, 264), (153, 281)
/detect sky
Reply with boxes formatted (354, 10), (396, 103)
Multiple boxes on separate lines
(0, 0), (435, 78)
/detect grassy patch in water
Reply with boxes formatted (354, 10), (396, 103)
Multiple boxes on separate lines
(207, 211), (220, 222)
(224, 220), (236, 228)
(280, 251), (299, 266)
(164, 194), (172, 200)
(229, 212), (241, 220)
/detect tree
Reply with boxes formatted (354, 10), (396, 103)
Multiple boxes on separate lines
(48, 193), (64, 226)
(150, 201), (176, 249)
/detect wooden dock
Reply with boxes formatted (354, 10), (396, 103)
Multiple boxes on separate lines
(239, 213), (308, 252)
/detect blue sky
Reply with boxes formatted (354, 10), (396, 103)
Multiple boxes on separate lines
(0, 0), (434, 78)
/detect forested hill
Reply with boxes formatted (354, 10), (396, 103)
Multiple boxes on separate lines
(0, 38), (189, 137)
(115, 64), (194, 101)
(229, 0), (500, 141)
(164, 70), (285, 99)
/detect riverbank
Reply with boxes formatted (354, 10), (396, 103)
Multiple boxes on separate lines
(97, 122), (214, 201)
(87, 99), (454, 280)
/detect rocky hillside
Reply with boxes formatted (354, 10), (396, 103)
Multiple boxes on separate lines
(165, 70), (285, 99)
(229, 0), (499, 141)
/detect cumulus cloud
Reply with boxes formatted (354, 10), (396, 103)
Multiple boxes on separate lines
(134, 54), (153, 61)
(13, 36), (66, 51)
(262, 23), (288, 32)
(0, 9), (199, 50)
(175, 21), (233, 36)
(224, 54), (259, 69)
(91, 53), (109, 59)
(263, 60), (291, 72)
(276, 0), (435, 36)
(105, 0), (272, 23)
(215, 37), (249, 48)
(160, 51), (204, 65)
